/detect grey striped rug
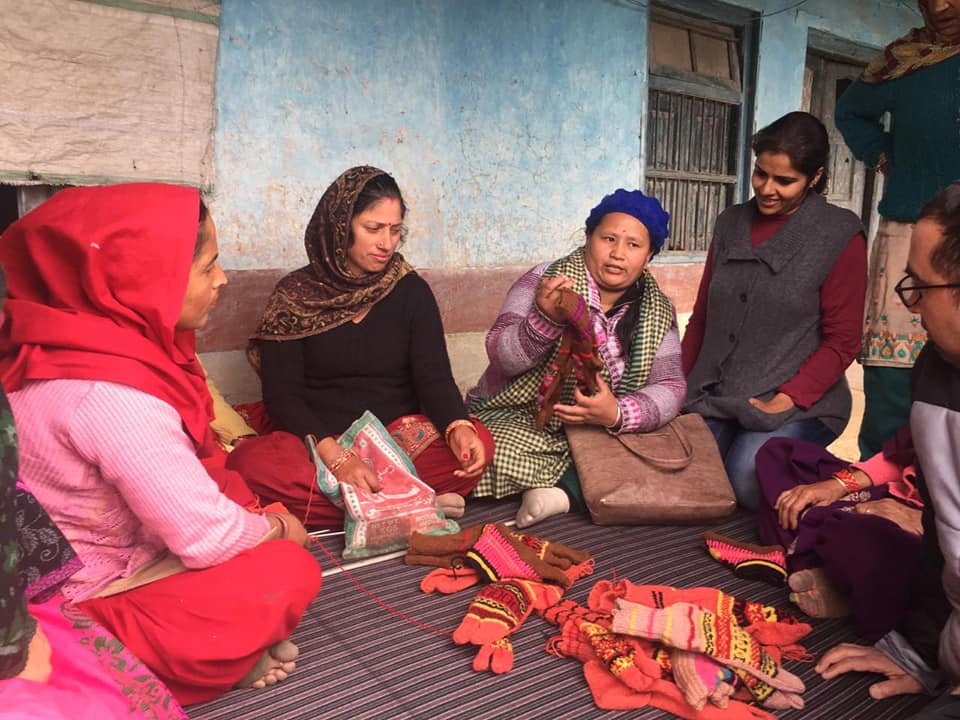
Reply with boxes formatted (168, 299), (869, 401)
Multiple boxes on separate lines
(190, 501), (935, 719)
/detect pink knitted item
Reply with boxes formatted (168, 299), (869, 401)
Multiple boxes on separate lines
(702, 532), (786, 587)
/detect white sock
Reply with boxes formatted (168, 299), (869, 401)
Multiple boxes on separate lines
(516, 487), (570, 529)
(437, 492), (466, 519)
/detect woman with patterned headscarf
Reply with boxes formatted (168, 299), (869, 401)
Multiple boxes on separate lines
(466, 188), (686, 528)
(231, 166), (493, 527)
(836, 0), (960, 459)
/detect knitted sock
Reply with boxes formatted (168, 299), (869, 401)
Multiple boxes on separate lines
(582, 661), (777, 720)
(702, 532), (787, 587)
(788, 568), (850, 619)
(670, 649), (737, 711)
(472, 637), (514, 674)
(611, 600), (805, 705)
(516, 487), (570, 529)
(419, 566), (481, 594)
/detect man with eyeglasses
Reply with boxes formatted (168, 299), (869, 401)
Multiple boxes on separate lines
(815, 182), (960, 719)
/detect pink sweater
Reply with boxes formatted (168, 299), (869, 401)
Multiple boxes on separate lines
(9, 379), (270, 602)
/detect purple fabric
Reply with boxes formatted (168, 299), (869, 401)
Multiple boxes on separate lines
(756, 437), (922, 640)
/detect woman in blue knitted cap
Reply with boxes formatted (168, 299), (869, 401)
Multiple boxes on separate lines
(467, 189), (686, 527)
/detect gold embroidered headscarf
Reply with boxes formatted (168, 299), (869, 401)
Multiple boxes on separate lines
(862, 0), (960, 83)
(254, 166), (412, 339)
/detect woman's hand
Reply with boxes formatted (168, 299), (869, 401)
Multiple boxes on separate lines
(774, 473), (860, 530)
(816, 643), (922, 699)
(269, 512), (309, 546)
(16, 624), (52, 684)
(535, 276), (575, 324)
(553, 374), (620, 428)
(447, 424), (486, 478)
(334, 455), (382, 493)
(316, 436), (381, 493)
(853, 499), (922, 535)
(749, 392), (796, 414)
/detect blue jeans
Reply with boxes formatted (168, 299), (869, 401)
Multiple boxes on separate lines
(706, 417), (838, 511)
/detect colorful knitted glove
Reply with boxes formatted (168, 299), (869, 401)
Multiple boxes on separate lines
(466, 523), (588, 588)
(454, 580), (539, 646)
(535, 288), (602, 430)
(510, 528), (593, 574)
(404, 525), (485, 568)
(611, 599), (805, 708)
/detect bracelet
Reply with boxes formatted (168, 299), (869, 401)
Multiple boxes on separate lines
(833, 468), (860, 494)
(445, 419), (477, 445)
(605, 404), (623, 431)
(328, 448), (357, 474)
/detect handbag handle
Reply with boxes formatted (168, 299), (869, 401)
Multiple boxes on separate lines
(615, 419), (694, 470)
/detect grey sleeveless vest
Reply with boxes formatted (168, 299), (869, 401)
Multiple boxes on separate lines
(684, 193), (863, 436)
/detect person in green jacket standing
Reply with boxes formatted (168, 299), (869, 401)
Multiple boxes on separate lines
(835, 0), (960, 459)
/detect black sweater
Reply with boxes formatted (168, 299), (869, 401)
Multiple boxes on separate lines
(260, 272), (468, 439)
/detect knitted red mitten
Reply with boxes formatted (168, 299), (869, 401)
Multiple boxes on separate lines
(419, 566), (481, 594)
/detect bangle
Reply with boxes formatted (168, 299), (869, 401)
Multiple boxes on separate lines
(328, 448), (357, 474)
(445, 419), (476, 445)
(605, 404), (623, 431)
(833, 468), (860, 494)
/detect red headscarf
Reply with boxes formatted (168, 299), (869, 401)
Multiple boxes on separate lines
(0, 183), (214, 449)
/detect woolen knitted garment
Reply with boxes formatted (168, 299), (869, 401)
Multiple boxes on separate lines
(684, 193), (863, 436)
(466, 261), (685, 435)
(8, 379), (270, 602)
(836, 54), (960, 223)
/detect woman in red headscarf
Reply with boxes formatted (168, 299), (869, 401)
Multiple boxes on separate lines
(0, 183), (321, 705)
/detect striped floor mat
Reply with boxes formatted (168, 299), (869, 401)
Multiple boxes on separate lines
(190, 500), (934, 719)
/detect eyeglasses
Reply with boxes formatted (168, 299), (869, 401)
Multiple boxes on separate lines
(894, 274), (960, 308)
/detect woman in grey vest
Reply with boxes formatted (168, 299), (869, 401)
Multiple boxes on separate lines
(681, 112), (868, 509)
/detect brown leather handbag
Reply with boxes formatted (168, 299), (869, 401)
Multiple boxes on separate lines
(566, 413), (735, 525)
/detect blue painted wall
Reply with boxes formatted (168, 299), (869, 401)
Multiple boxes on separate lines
(212, 0), (648, 270)
(211, 0), (916, 270)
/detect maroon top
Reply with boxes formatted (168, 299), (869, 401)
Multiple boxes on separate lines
(681, 211), (867, 409)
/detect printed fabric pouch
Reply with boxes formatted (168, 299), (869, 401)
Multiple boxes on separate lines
(305, 410), (459, 559)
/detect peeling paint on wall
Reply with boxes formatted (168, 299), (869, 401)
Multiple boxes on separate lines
(210, 0), (917, 272)
(211, 0), (647, 270)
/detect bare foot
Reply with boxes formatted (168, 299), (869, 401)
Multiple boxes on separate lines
(788, 568), (849, 618)
(437, 492), (466, 519)
(237, 640), (299, 690)
(516, 487), (570, 529)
